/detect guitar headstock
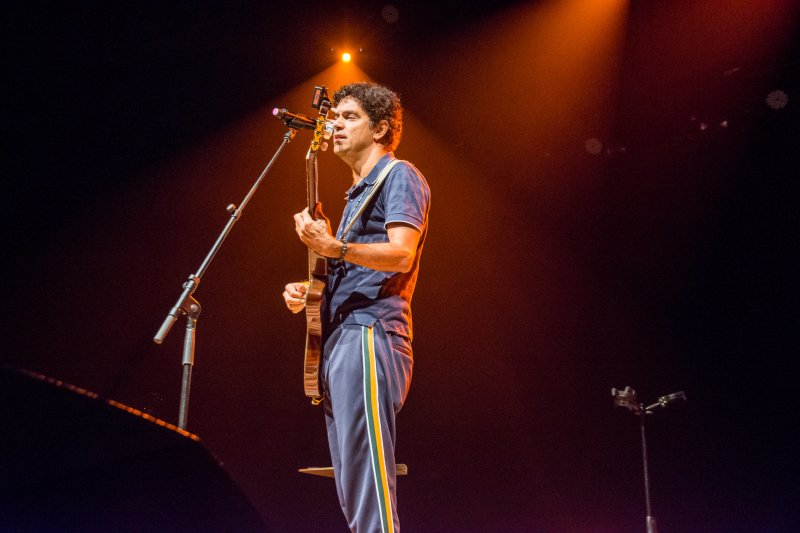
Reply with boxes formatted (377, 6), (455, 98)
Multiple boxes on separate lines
(309, 86), (333, 153)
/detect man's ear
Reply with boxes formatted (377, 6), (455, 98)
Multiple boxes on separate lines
(373, 120), (389, 143)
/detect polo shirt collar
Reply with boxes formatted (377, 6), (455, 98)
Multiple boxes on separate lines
(346, 152), (395, 197)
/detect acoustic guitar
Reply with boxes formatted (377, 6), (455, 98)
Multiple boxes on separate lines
(302, 87), (332, 405)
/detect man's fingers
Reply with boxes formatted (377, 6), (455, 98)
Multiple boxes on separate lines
(291, 281), (308, 294)
(284, 283), (307, 299)
(283, 282), (309, 313)
(283, 292), (306, 313)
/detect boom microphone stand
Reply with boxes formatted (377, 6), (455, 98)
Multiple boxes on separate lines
(153, 86), (334, 431)
(611, 386), (687, 533)
(153, 127), (299, 431)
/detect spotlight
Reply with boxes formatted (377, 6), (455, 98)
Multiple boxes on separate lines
(606, 144), (627, 156)
(766, 89), (789, 110)
(342, 52), (352, 63)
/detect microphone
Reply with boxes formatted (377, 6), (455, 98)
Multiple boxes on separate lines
(656, 391), (686, 407)
(273, 108), (333, 138)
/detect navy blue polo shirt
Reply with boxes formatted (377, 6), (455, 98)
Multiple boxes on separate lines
(324, 153), (431, 340)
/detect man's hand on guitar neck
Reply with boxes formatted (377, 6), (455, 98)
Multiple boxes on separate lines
(294, 205), (340, 258)
(283, 281), (309, 314)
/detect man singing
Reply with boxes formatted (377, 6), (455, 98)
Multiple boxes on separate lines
(283, 82), (431, 532)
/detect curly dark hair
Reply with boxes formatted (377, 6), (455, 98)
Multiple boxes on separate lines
(333, 82), (403, 151)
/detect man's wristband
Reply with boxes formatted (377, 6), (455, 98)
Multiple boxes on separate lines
(338, 240), (348, 260)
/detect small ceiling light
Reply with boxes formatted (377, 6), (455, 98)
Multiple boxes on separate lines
(766, 89), (789, 110)
(584, 137), (603, 155)
(382, 5), (400, 24)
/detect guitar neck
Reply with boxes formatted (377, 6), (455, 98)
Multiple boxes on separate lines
(305, 147), (327, 279)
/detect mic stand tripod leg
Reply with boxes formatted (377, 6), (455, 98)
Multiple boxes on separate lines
(178, 297), (200, 430)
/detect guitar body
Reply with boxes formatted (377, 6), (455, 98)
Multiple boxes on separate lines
(303, 257), (325, 402)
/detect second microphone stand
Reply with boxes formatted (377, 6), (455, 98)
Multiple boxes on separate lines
(611, 386), (687, 533)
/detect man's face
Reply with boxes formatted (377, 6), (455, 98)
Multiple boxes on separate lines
(331, 96), (378, 158)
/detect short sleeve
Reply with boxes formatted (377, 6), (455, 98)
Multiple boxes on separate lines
(381, 161), (431, 232)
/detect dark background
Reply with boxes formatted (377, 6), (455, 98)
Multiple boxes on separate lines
(3, 1), (799, 531)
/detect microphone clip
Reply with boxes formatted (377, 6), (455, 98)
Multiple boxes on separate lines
(612, 386), (688, 415)
(272, 85), (334, 152)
